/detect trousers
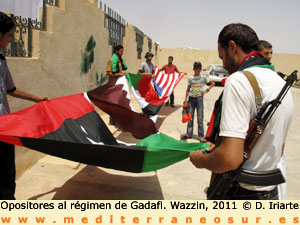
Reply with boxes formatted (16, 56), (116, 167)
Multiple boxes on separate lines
(0, 141), (16, 200)
(187, 96), (204, 137)
(166, 92), (174, 105)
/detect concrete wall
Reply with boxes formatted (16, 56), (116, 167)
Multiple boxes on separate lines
(158, 48), (300, 77)
(272, 53), (300, 76)
(122, 24), (139, 73)
(158, 48), (222, 75)
(6, 0), (155, 178)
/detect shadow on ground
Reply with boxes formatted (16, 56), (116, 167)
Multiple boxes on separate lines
(155, 105), (181, 130)
(158, 105), (181, 117)
(115, 131), (140, 143)
(113, 105), (181, 139)
(28, 166), (164, 200)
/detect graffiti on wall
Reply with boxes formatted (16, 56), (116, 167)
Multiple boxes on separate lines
(80, 35), (107, 90)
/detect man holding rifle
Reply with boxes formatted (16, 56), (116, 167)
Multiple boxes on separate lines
(189, 23), (294, 200)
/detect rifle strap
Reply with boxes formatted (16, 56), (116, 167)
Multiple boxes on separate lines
(242, 71), (262, 110)
(241, 70), (262, 160)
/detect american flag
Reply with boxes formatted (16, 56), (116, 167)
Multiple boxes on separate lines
(152, 67), (185, 99)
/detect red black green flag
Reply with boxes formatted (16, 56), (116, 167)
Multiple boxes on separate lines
(0, 93), (209, 173)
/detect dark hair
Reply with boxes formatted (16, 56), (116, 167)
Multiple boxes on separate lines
(145, 52), (154, 58)
(113, 44), (124, 53)
(258, 40), (272, 51)
(168, 56), (173, 60)
(0, 12), (15, 35)
(193, 61), (202, 69)
(218, 23), (259, 53)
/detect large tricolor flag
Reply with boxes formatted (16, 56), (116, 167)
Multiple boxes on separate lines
(0, 93), (209, 173)
(126, 67), (185, 115)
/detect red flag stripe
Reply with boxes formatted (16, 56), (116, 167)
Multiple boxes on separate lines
(0, 93), (94, 139)
(167, 74), (181, 96)
(154, 68), (162, 84)
(156, 74), (166, 87)
(163, 74), (176, 97)
(152, 66), (186, 99)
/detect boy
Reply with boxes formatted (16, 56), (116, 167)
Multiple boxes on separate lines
(182, 62), (214, 142)
(0, 12), (48, 199)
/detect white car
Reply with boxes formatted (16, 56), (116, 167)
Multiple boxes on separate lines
(203, 65), (228, 84)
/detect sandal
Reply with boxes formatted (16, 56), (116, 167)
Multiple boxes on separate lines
(180, 134), (192, 140)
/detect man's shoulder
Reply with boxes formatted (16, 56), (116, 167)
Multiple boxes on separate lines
(225, 71), (247, 86)
(225, 67), (276, 91)
(0, 54), (5, 61)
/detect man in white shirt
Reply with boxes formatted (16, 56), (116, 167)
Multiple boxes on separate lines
(190, 23), (293, 200)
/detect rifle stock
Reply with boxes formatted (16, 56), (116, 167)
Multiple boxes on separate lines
(244, 119), (265, 159)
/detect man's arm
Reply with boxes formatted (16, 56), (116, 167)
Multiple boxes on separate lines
(106, 60), (125, 77)
(184, 85), (190, 104)
(106, 71), (125, 77)
(189, 136), (244, 174)
(159, 65), (166, 72)
(137, 69), (153, 76)
(201, 80), (215, 95)
(207, 80), (215, 90)
(137, 63), (151, 76)
(8, 88), (48, 103)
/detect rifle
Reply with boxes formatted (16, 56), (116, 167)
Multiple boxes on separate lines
(207, 70), (298, 200)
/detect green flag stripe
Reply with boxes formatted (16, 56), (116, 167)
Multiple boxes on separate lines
(137, 133), (210, 172)
(244, 64), (275, 71)
(126, 73), (143, 90)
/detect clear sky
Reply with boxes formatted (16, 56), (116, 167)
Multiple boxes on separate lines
(100, 0), (300, 54)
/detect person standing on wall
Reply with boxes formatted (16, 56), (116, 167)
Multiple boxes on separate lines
(106, 44), (128, 128)
(159, 56), (181, 107)
(0, 12), (49, 200)
(137, 52), (155, 77)
(189, 23), (293, 200)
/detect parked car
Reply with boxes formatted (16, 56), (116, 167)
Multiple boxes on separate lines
(203, 65), (228, 85)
